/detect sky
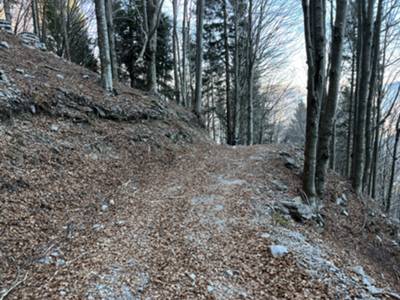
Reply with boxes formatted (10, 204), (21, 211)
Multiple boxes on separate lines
(162, 0), (308, 94)
(0, 0), (308, 95)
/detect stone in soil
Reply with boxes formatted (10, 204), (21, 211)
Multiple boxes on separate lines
(269, 245), (289, 257)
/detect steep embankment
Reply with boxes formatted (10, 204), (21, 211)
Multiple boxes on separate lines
(1, 31), (400, 299)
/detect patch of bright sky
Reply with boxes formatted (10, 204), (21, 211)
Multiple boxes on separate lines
(163, 0), (307, 93)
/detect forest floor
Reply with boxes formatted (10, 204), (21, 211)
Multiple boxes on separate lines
(1, 130), (399, 299)
(1, 30), (400, 299)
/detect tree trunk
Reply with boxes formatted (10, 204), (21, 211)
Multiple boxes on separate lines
(211, 78), (216, 141)
(363, 0), (382, 191)
(233, 0), (240, 144)
(223, 0), (233, 145)
(4, 0), (12, 22)
(246, 0), (254, 146)
(32, 0), (40, 37)
(41, 0), (47, 43)
(387, 114), (400, 213)
(146, 0), (158, 93)
(105, 0), (118, 81)
(60, 0), (70, 60)
(315, 0), (347, 196)
(181, 0), (189, 107)
(172, 0), (180, 104)
(330, 119), (336, 170)
(346, 48), (355, 177)
(94, 0), (113, 91)
(194, 0), (204, 116)
(352, 0), (374, 195)
(302, 0), (327, 199)
(372, 53), (386, 198)
(351, 1), (363, 181)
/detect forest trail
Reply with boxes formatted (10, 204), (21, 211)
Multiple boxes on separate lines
(1, 31), (400, 299)
(3, 140), (393, 299)
(67, 144), (335, 299)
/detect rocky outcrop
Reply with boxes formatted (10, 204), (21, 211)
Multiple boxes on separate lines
(0, 77), (170, 123)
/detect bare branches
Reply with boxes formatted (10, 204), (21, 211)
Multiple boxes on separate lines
(0, 269), (28, 300)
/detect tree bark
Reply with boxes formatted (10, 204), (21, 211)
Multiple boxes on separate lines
(194, 0), (204, 116)
(387, 114), (400, 213)
(351, 1), (362, 181)
(3, 0), (12, 22)
(233, 0), (240, 144)
(372, 42), (387, 199)
(223, 0), (233, 145)
(94, 0), (113, 91)
(363, 0), (382, 191)
(60, 0), (70, 60)
(181, 0), (189, 107)
(32, 0), (40, 37)
(41, 0), (47, 43)
(346, 46), (356, 178)
(105, 0), (118, 81)
(352, 0), (375, 195)
(302, 0), (326, 199)
(172, 0), (180, 104)
(330, 119), (336, 170)
(146, 0), (158, 93)
(246, 0), (254, 146)
(315, 0), (347, 196)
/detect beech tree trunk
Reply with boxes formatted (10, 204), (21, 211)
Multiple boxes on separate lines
(172, 0), (180, 104)
(363, 0), (382, 191)
(32, 0), (40, 37)
(4, 0), (12, 22)
(146, 0), (158, 93)
(105, 0), (118, 81)
(181, 0), (189, 107)
(346, 48), (356, 178)
(372, 44), (387, 199)
(233, 0), (240, 144)
(194, 0), (205, 116)
(95, 0), (113, 91)
(60, 0), (70, 60)
(315, 0), (347, 196)
(351, 1), (363, 182)
(330, 119), (336, 170)
(246, 0), (254, 146)
(302, 0), (326, 199)
(41, 0), (47, 42)
(352, 0), (375, 195)
(387, 114), (400, 213)
(223, 0), (233, 145)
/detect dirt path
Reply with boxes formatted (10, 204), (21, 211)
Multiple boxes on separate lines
(1, 141), (394, 299)
(80, 145), (331, 300)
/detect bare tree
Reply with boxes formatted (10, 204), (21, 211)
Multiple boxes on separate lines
(246, 0), (254, 145)
(3, 0), (12, 22)
(94, 0), (113, 91)
(387, 112), (400, 212)
(105, 0), (118, 80)
(60, 0), (70, 60)
(181, 0), (189, 107)
(363, 0), (383, 191)
(31, 0), (40, 36)
(315, 0), (348, 196)
(146, 0), (158, 92)
(172, 0), (180, 104)
(351, 0), (375, 195)
(232, 0), (240, 144)
(194, 0), (204, 116)
(223, 0), (234, 145)
(301, 0), (327, 199)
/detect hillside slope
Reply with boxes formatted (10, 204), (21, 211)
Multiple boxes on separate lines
(1, 31), (400, 299)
